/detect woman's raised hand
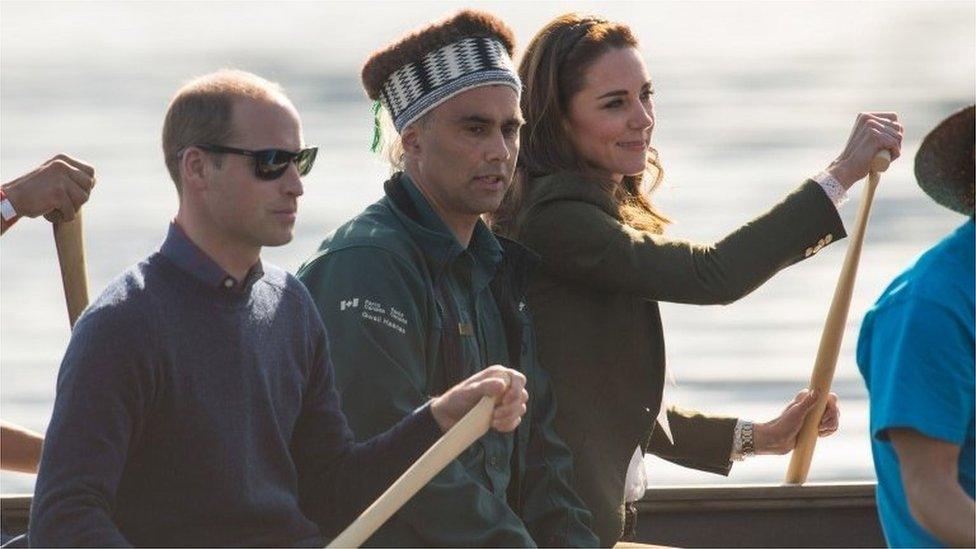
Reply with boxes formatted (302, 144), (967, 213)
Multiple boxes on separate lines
(827, 112), (903, 189)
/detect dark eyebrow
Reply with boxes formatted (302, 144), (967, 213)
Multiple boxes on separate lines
(596, 81), (654, 100)
(459, 115), (492, 125)
(458, 115), (526, 126)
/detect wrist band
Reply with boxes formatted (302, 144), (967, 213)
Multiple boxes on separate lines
(0, 197), (18, 222)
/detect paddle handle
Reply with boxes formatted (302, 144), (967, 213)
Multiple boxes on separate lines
(53, 214), (90, 328)
(327, 396), (495, 548)
(870, 149), (891, 173)
(785, 150), (890, 485)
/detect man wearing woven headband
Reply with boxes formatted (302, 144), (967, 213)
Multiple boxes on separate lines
(298, 10), (598, 547)
(857, 105), (975, 547)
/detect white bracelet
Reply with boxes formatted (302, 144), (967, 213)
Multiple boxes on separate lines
(0, 198), (18, 222)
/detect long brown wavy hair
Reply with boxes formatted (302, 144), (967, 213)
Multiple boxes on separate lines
(491, 13), (669, 234)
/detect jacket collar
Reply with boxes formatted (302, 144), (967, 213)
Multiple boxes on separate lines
(383, 172), (501, 276)
(524, 170), (620, 219)
(383, 172), (536, 293)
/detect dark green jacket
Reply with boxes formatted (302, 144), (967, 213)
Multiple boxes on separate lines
(507, 172), (847, 546)
(297, 173), (598, 547)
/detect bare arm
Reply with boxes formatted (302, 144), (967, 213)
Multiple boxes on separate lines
(890, 428), (975, 547)
(0, 420), (43, 474)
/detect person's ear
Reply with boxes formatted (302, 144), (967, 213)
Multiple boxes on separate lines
(560, 113), (576, 137)
(180, 147), (213, 193)
(401, 124), (423, 159)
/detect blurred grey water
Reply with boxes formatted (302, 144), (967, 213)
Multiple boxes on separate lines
(1, 1), (973, 493)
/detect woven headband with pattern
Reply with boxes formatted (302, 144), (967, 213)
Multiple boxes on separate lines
(379, 36), (521, 132)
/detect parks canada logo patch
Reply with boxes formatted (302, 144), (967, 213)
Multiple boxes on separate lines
(339, 297), (408, 335)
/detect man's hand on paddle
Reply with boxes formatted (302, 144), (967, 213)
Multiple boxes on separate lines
(754, 388), (840, 455)
(430, 365), (528, 433)
(827, 112), (904, 188)
(3, 154), (96, 223)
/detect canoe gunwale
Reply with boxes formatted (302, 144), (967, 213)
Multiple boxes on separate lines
(637, 481), (876, 512)
(1, 483), (881, 546)
(634, 482), (883, 547)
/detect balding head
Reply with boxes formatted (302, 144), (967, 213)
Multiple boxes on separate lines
(162, 70), (293, 192)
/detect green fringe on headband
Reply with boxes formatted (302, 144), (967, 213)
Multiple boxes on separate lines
(370, 100), (383, 153)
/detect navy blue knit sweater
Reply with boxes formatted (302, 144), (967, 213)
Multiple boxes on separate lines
(29, 225), (442, 547)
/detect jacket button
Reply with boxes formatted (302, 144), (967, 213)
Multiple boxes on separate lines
(805, 247), (814, 257)
(824, 234), (833, 244)
(488, 456), (499, 468)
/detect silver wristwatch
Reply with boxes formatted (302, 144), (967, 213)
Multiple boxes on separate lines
(731, 419), (757, 461)
(740, 420), (756, 458)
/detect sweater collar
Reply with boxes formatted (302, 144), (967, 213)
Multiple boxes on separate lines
(159, 222), (264, 293)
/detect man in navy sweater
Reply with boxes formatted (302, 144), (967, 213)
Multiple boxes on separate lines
(29, 70), (529, 547)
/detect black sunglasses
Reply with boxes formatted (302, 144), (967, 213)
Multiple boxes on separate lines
(195, 144), (318, 180)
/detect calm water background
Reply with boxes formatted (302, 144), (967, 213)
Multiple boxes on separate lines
(1, 1), (973, 494)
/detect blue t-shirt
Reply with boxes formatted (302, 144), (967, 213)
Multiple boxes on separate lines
(857, 218), (975, 547)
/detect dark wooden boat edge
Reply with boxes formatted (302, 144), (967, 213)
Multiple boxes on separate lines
(1, 482), (884, 547)
(632, 481), (884, 547)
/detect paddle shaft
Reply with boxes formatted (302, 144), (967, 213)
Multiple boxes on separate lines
(785, 151), (890, 485)
(327, 395), (495, 548)
(52, 215), (90, 328)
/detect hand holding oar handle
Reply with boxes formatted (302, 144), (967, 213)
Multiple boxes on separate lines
(327, 395), (496, 548)
(870, 150), (892, 173)
(785, 150), (891, 485)
(53, 214), (90, 328)
(7, 153), (97, 328)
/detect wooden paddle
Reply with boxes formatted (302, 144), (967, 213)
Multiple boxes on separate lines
(785, 150), (891, 485)
(327, 395), (495, 548)
(52, 214), (90, 328)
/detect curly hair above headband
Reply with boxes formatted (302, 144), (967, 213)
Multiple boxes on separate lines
(361, 10), (516, 101)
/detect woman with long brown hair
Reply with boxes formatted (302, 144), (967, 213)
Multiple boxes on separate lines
(494, 13), (902, 545)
